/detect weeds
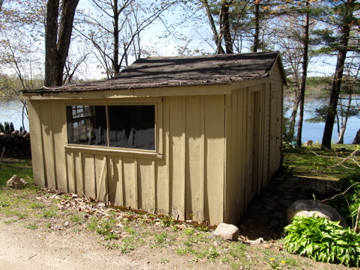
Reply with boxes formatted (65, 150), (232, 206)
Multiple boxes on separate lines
(0, 155), (357, 269)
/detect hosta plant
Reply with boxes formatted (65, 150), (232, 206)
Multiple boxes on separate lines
(284, 215), (360, 267)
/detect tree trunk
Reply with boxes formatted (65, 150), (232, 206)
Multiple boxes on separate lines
(336, 95), (352, 144)
(289, 92), (301, 141)
(296, 0), (310, 148)
(321, 0), (355, 149)
(113, 0), (120, 75)
(352, 129), (360, 144)
(253, 0), (260, 52)
(220, 1), (233, 54)
(202, 0), (225, 54)
(45, 0), (79, 87)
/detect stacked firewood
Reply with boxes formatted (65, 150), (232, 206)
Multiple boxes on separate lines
(0, 132), (31, 159)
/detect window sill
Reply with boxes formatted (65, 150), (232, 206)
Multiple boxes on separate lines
(65, 144), (163, 159)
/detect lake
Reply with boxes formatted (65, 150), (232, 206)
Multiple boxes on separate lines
(0, 100), (29, 131)
(0, 99), (359, 144)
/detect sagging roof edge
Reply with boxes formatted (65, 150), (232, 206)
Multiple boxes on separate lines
(21, 74), (271, 96)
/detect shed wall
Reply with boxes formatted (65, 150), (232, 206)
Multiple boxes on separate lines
(28, 95), (226, 225)
(28, 69), (283, 226)
(224, 77), (283, 224)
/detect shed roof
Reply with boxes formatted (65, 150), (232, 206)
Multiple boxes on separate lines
(24, 51), (285, 94)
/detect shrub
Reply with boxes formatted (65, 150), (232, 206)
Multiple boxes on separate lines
(328, 173), (360, 227)
(284, 215), (360, 267)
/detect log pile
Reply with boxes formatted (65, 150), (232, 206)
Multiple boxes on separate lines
(0, 132), (31, 159)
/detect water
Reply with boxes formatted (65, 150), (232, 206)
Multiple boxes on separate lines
(286, 99), (360, 145)
(0, 99), (29, 131)
(0, 99), (359, 144)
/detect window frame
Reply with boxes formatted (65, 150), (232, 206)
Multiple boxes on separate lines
(64, 99), (162, 158)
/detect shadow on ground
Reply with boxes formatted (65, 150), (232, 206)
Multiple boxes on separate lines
(237, 173), (335, 241)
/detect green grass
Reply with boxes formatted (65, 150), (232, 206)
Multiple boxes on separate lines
(0, 159), (33, 187)
(0, 155), (357, 269)
(283, 144), (360, 180)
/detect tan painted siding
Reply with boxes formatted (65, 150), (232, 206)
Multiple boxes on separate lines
(27, 62), (284, 225)
(28, 101), (46, 188)
(29, 95), (226, 225)
(225, 80), (282, 224)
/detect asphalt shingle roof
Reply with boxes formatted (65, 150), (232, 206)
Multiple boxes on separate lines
(24, 52), (281, 93)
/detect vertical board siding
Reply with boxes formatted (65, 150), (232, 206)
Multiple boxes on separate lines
(66, 152), (75, 193)
(138, 159), (156, 213)
(27, 101), (46, 187)
(108, 157), (124, 206)
(31, 72), (283, 225)
(83, 153), (96, 198)
(235, 90), (247, 219)
(75, 152), (85, 195)
(156, 98), (170, 216)
(185, 96), (203, 221)
(40, 102), (56, 189)
(95, 155), (108, 202)
(204, 96), (225, 224)
(169, 96), (186, 220)
(122, 158), (138, 208)
(51, 101), (68, 192)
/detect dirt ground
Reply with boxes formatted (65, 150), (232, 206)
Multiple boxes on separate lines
(0, 221), (217, 270)
(0, 168), (355, 270)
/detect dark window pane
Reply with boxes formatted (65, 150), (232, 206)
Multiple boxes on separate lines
(67, 105), (107, 146)
(108, 105), (155, 150)
(67, 105), (155, 150)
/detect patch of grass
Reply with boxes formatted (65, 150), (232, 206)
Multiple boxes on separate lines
(160, 258), (170, 264)
(0, 160), (33, 187)
(69, 214), (85, 225)
(176, 247), (195, 255)
(0, 200), (9, 207)
(120, 235), (142, 253)
(29, 202), (45, 209)
(184, 228), (195, 236)
(0, 158), (356, 269)
(26, 223), (38, 230)
(43, 209), (57, 218)
(88, 216), (120, 240)
(283, 145), (360, 180)
(197, 247), (219, 261)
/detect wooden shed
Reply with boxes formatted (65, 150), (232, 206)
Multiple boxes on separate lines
(22, 52), (286, 225)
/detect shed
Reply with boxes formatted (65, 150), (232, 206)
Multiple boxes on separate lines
(22, 52), (286, 225)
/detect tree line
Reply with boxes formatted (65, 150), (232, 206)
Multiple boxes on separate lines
(0, 0), (359, 149)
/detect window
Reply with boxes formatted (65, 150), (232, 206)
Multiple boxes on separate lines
(66, 105), (155, 150)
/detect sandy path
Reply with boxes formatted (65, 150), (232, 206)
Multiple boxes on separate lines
(0, 221), (170, 270)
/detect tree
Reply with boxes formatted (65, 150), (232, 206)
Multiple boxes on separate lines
(0, 0), (46, 129)
(336, 75), (360, 143)
(265, 0), (320, 144)
(295, 0), (310, 148)
(321, 0), (359, 149)
(200, 0), (270, 54)
(79, 0), (178, 79)
(253, 0), (261, 52)
(45, 0), (80, 87)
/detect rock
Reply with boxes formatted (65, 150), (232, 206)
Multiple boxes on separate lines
(287, 200), (347, 227)
(6, 175), (27, 189)
(213, 223), (239, 241)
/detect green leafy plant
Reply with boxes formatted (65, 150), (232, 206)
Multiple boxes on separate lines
(94, 217), (119, 240)
(328, 173), (360, 227)
(284, 215), (360, 267)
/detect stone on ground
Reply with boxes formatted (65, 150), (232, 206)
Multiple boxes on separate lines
(6, 175), (27, 189)
(287, 200), (347, 227)
(213, 223), (239, 241)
